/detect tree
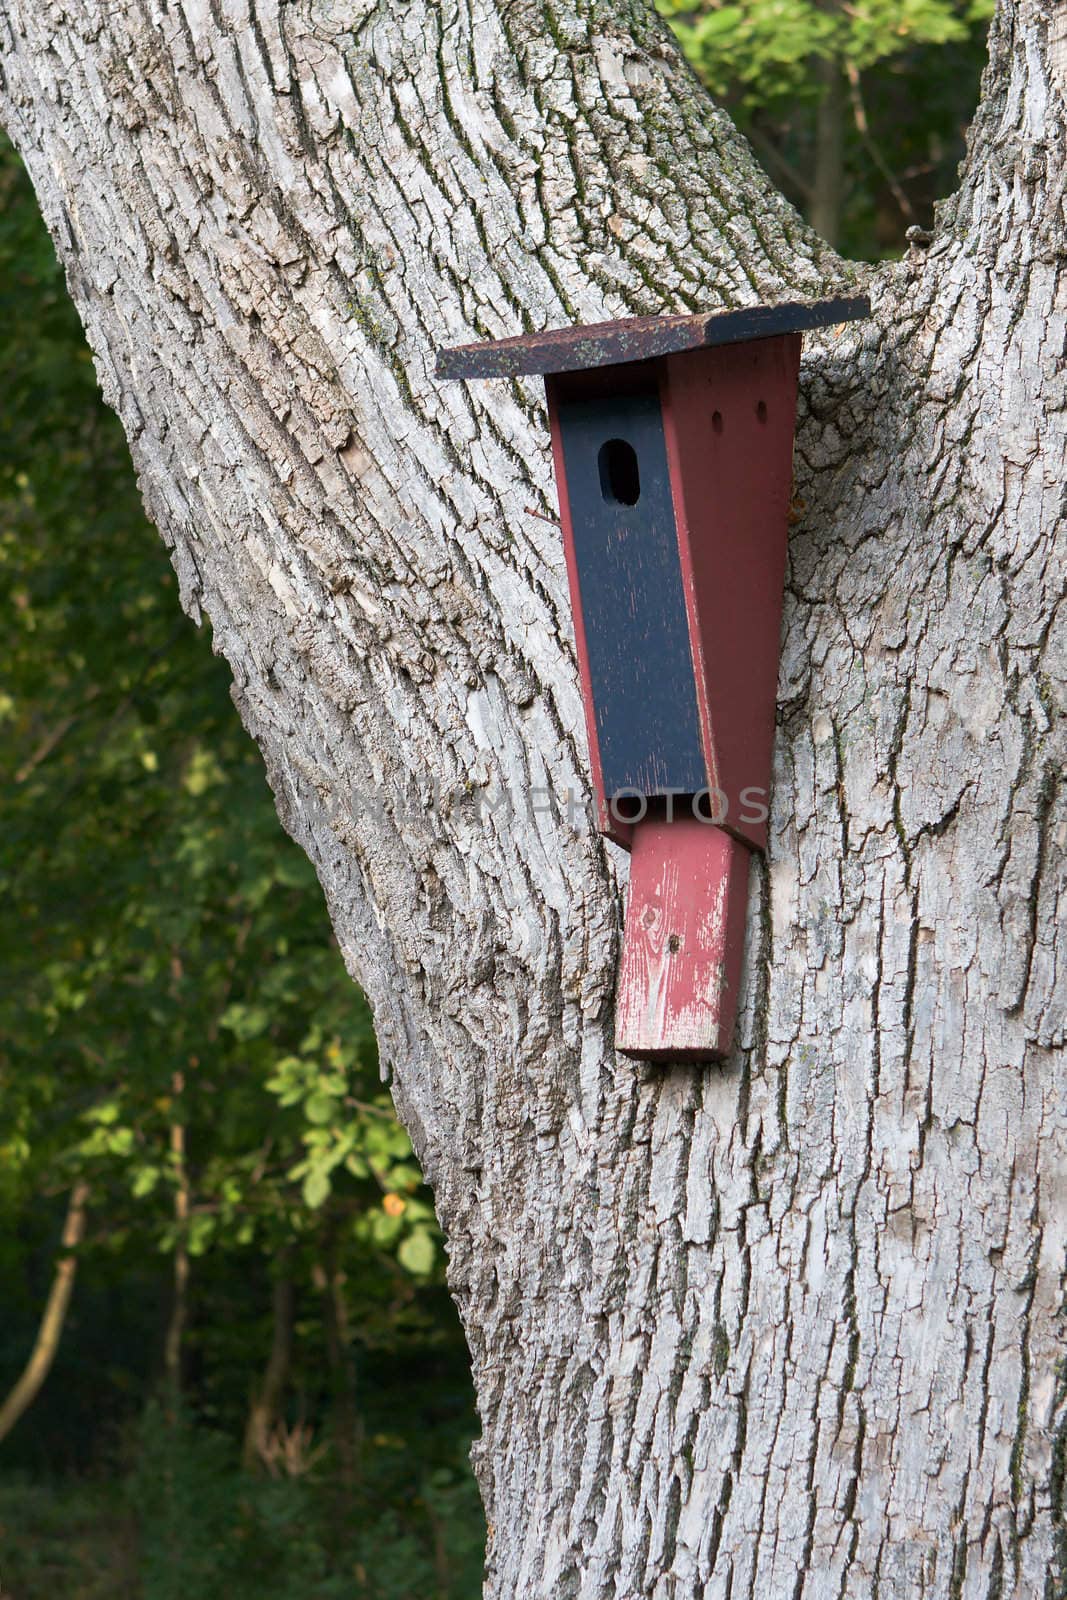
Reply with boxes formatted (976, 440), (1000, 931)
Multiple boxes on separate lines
(0, 0), (1063, 1593)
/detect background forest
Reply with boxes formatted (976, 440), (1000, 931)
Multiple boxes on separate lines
(0, 7), (991, 1597)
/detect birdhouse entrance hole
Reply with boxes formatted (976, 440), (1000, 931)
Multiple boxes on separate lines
(598, 438), (641, 505)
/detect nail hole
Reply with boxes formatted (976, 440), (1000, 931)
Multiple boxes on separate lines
(756, 400), (768, 423)
(712, 411), (723, 434)
(598, 438), (641, 506)
(668, 934), (681, 953)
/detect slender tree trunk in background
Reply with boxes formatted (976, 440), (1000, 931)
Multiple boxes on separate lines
(242, 1261), (295, 1472)
(811, 54), (846, 247)
(318, 1241), (360, 1490)
(163, 1067), (189, 1406)
(0, 1181), (89, 1444)
(1, 0), (1064, 1593)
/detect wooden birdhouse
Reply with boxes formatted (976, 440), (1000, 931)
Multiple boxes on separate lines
(437, 295), (870, 1061)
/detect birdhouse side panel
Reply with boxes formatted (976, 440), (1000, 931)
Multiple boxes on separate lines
(662, 335), (801, 851)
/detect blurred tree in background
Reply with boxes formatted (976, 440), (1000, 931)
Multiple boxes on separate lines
(0, 135), (482, 1597)
(658, 0), (993, 252)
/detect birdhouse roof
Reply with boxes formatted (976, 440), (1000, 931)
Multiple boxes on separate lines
(436, 294), (870, 380)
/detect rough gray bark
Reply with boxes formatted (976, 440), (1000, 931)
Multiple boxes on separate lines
(0, 0), (1064, 1593)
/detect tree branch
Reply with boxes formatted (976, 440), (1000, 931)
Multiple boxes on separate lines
(0, 1181), (90, 1443)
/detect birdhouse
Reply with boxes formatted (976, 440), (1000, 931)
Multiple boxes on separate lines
(437, 295), (870, 1062)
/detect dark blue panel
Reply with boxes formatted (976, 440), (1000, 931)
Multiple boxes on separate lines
(556, 391), (706, 798)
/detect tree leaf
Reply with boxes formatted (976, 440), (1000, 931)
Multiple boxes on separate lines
(302, 1169), (331, 1209)
(398, 1229), (435, 1276)
(304, 1092), (337, 1126)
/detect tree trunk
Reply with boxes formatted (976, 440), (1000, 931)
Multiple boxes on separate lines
(242, 1261), (294, 1472)
(317, 1242), (361, 1490)
(810, 53), (845, 247)
(0, 1182), (89, 1444)
(1, 0), (1064, 1594)
(163, 1067), (190, 1404)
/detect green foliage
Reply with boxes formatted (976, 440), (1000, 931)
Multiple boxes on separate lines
(659, 0), (993, 255)
(0, 1476), (136, 1597)
(127, 1405), (340, 1600)
(123, 1397), (484, 1600)
(663, 0), (985, 103)
(0, 1402), (485, 1600)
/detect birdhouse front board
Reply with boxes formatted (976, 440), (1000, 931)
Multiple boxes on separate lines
(548, 378), (707, 815)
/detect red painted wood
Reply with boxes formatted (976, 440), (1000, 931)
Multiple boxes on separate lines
(616, 816), (750, 1061)
(661, 334), (802, 851)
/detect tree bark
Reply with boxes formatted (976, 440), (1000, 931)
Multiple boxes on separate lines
(0, 0), (1064, 1594)
(0, 1182), (89, 1444)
